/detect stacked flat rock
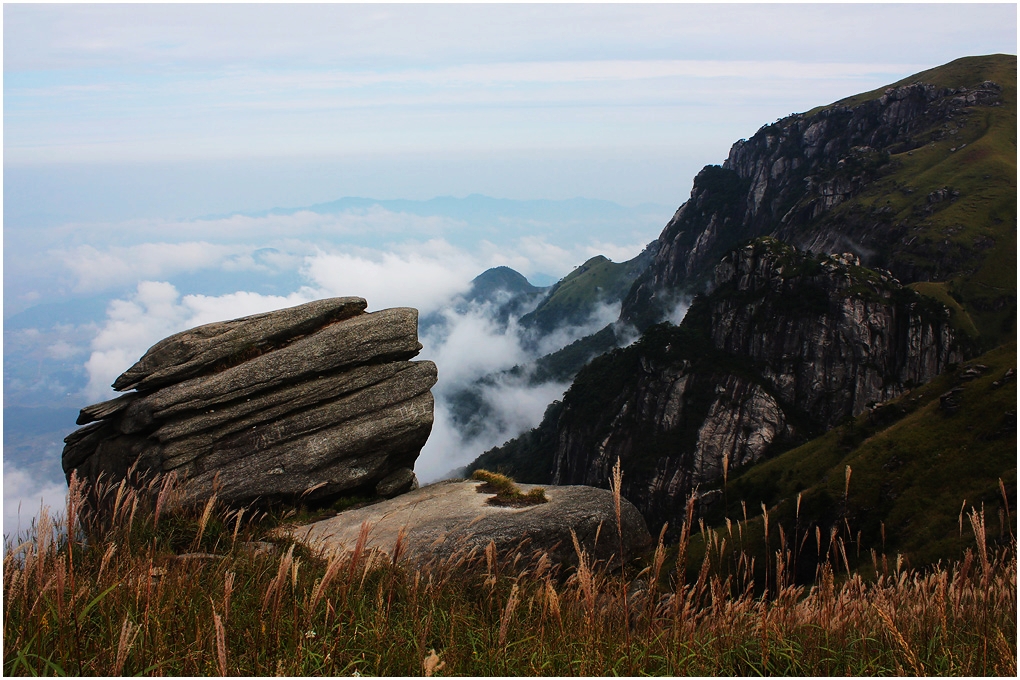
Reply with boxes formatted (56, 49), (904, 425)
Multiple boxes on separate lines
(62, 297), (438, 508)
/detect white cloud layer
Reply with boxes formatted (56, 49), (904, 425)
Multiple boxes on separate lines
(60, 242), (251, 293)
(7, 4), (1013, 168)
(5, 4), (1012, 73)
(416, 377), (569, 484)
(421, 305), (529, 387)
(3, 465), (68, 543)
(304, 241), (477, 315)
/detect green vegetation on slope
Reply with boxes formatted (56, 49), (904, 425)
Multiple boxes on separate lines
(711, 343), (1016, 574)
(910, 281), (980, 340)
(522, 250), (650, 333)
(815, 54), (1017, 348)
(822, 53), (1018, 111)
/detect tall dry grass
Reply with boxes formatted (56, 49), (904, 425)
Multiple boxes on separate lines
(3, 468), (1016, 676)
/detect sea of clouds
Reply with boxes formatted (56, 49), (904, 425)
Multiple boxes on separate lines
(3, 199), (672, 536)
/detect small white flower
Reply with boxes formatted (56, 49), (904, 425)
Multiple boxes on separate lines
(304, 630), (317, 639)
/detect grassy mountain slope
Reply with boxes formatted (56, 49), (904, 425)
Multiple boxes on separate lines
(810, 54), (1016, 348)
(709, 343), (1016, 573)
(521, 249), (652, 334)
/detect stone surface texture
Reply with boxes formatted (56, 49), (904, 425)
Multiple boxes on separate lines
(63, 297), (437, 508)
(286, 480), (652, 569)
(551, 239), (960, 529)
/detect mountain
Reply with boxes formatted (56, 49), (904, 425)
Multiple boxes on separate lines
(469, 54), (1016, 566)
(443, 266), (549, 328)
(519, 247), (655, 337)
(472, 239), (960, 515)
(437, 251), (654, 446)
(465, 266), (545, 303)
(624, 54), (1015, 350)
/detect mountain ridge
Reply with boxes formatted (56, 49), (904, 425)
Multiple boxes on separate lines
(467, 54), (1016, 565)
(623, 54), (1015, 347)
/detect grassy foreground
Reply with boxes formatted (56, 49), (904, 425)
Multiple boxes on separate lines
(4, 472), (1016, 676)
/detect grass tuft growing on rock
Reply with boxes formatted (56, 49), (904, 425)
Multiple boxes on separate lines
(472, 469), (549, 506)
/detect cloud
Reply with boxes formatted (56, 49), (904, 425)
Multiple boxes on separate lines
(45, 340), (83, 360)
(58, 242), (251, 293)
(415, 377), (569, 484)
(667, 299), (691, 327)
(530, 301), (623, 357)
(421, 304), (528, 387)
(102, 208), (463, 245)
(7, 4), (1008, 79)
(304, 241), (477, 315)
(3, 464), (68, 543)
(492, 237), (579, 280)
(414, 295), (617, 482)
(41, 209), (473, 297)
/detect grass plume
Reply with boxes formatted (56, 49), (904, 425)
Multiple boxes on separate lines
(3, 472), (1015, 676)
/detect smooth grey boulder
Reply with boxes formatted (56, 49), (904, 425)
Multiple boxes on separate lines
(62, 298), (438, 509)
(286, 480), (653, 570)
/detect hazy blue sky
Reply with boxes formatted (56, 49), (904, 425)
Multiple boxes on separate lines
(5, 3), (1017, 218)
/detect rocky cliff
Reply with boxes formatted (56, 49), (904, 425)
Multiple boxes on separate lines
(490, 239), (960, 530)
(63, 298), (437, 508)
(468, 54), (1011, 556)
(623, 57), (1012, 336)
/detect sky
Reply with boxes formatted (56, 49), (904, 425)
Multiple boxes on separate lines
(2, 2), (1017, 536)
(6, 3), (1017, 216)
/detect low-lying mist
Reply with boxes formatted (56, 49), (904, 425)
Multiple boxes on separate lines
(415, 295), (624, 481)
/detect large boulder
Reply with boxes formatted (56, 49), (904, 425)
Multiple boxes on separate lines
(285, 479), (653, 569)
(62, 298), (438, 508)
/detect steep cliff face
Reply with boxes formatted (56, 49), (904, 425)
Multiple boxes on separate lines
(551, 239), (960, 529)
(467, 56), (1011, 536)
(623, 67), (1009, 332)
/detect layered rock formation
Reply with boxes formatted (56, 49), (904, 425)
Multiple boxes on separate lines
(287, 479), (652, 569)
(63, 298), (437, 508)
